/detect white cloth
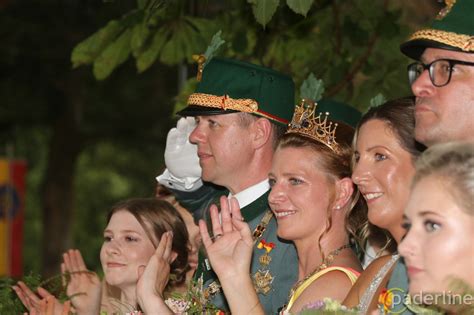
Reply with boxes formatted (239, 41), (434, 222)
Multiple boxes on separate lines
(362, 241), (379, 269)
(229, 179), (270, 208)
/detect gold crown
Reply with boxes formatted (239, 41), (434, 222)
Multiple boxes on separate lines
(286, 99), (341, 154)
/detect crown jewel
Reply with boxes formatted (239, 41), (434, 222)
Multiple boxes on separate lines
(287, 99), (341, 154)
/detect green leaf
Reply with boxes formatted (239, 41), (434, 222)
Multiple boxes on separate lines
(93, 29), (132, 80)
(136, 27), (169, 73)
(131, 22), (151, 57)
(369, 93), (386, 108)
(203, 30), (225, 66)
(159, 28), (181, 65)
(71, 20), (123, 68)
(249, 0), (280, 28)
(300, 73), (324, 101)
(286, 0), (313, 17)
(159, 17), (212, 65)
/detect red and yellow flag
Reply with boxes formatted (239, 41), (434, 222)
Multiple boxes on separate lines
(0, 159), (26, 277)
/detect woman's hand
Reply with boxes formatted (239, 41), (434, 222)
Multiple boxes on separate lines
(13, 282), (65, 315)
(62, 249), (101, 315)
(199, 196), (264, 315)
(28, 296), (71, 315)
(136, 231), (174, 314)
(199, 196), (253, 281)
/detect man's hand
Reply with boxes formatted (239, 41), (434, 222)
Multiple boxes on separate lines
(157, 117), (202, 190)
(165, 117), (201, 179)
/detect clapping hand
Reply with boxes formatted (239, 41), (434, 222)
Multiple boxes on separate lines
(136, 231), (174, 314)
(199, 196), (253, 281)
(28, 297), (71, 315)
(61, 249), (101, 315)
(13, 282), (65, 315)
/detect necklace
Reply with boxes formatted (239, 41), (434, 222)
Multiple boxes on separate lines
(287, 243), (352, 299)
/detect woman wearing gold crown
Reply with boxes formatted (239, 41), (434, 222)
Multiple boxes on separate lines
(198, 88), (367, 314)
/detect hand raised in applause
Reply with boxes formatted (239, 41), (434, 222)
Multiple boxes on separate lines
(199, 196), (253, 281)
(13, 282), (65, 315)
(61, 249), (101, 315)
(27, 296), (71, 315)
(136, 231), (174, 314)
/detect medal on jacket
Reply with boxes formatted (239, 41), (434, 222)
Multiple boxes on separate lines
(253, 239), (275, 295)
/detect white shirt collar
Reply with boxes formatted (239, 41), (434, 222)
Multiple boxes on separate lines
(228, 179), (270, 208)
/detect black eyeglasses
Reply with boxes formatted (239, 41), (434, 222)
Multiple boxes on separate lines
(407, 59), (474, 87)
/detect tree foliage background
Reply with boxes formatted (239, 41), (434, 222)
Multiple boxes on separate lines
(0, 0), (440, 278)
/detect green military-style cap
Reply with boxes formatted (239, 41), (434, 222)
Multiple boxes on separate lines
(316, 99), (361, 128)
(286, 98), (361, 154)
(178, 57), (295, 125)
(400, 0), (474, 60)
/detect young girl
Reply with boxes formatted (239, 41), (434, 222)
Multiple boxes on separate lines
(14, 198), (190, 314)
(399, 142), (474, 314)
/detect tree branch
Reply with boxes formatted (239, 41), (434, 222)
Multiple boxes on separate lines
(326, 33), (378, 97)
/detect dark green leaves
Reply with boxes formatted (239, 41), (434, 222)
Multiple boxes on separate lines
(71, 4), (215, 79)
(287, 0), (314, 17)
(93, 29), (132, 80)
(248, 0), (280, 28)
(71, 20), (124, 69)
(136, 27), (169, 73)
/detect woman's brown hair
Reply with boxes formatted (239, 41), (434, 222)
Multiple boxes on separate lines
(107, 198), (190, 288)
(353, 97), (426, 254)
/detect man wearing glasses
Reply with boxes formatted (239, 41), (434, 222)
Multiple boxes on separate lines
(401, 0), (474, 147)
(385, 2), (473, 314)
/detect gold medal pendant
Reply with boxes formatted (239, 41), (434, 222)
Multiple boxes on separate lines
(253, 269), (274, 295)
(259, 252), (272, 266)
(253, 239), (276, 295)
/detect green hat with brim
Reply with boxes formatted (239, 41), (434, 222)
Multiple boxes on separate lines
(286, 98), (361, 154)
(400, 0), (474, 60)
(316, 99), (361, 128)
(178, 57), (295, 125)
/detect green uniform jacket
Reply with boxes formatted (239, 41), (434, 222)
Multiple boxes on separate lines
(192, 190), (298, 314)
(386, 258), (415, 314)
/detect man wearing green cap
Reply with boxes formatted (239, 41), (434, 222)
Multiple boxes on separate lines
(400, 0), (474, 146)
(386, 1), (474, 314)
(159, 57), (298, 314)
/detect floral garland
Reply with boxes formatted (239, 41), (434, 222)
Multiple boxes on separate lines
(164, 275), (225, 315)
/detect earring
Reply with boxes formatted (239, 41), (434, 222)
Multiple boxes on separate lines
(335, 205), (341, 210)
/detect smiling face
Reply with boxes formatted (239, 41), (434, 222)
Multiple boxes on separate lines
(189, 113), (255, 190)
(411, 48), (474, 146)
(398, 176), (474, 294)
(100, 210), (156, 290)
(352, 119), (416, 242)
(268, 146), (334, 241)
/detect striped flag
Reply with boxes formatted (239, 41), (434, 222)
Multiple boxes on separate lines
(0, 159), (26, 277)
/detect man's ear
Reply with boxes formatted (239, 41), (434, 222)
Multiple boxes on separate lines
(333, 177), (354, 211)
(251, 117), (273, 149)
